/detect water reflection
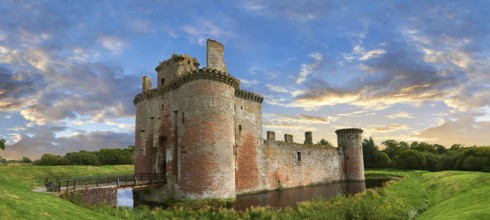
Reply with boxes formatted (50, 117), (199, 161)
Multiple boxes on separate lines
(117, 188), (134, 208)
(117, 179), (389, 210)
(234, 181), (368, 211)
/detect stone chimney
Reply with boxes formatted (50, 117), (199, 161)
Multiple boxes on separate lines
(304, 131), (313, 145)
(284, 134), (294, 143)
(267, 131), (276, 141)
(142, 76), (152, 93)
(206, 39), (227, 72)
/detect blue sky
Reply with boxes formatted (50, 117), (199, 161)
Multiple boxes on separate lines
(1, 0), (490, 159)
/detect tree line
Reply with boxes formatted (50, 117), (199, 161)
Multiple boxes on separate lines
(363, 137), (490, 172)
(33, 146), (135, 166)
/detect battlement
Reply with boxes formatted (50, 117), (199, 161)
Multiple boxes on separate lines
(335, 128), (363, 135)
(235, 89), (264, 103)
(134, 68), (242, 105)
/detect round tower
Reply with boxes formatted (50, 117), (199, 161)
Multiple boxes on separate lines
(336, 128), (365, 181)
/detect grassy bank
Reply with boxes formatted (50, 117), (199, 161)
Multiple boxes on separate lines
(1, 165), (489, 219)
(0, 164), (132, 220)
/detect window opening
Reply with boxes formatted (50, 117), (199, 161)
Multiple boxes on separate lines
(239, 125), (242, 131)
(182, 112), (185, 124)
(297, 152), (302, 162)
(161, 78), (165, 85)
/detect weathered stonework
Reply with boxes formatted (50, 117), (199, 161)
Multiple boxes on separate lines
(60, 187), (118, 207)
(336, 128), (365, 181)
(133, 39), (364, 202)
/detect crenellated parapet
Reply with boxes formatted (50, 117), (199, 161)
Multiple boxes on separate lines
(235, 89), (264, 103)
(133, 68), (241, 105)
(335, 128), (363, 135)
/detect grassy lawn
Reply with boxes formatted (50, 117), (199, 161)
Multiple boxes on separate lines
(418, 171), (490, 220)
(0, 165), (489, 219)
(0, 164), (133, 220)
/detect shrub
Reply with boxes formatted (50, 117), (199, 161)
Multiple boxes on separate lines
(395, 150), (427, 170)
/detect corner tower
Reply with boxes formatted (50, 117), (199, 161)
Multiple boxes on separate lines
(336, 128), (365, 181)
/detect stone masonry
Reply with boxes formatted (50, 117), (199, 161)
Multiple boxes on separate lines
(133, 39), (364, 202)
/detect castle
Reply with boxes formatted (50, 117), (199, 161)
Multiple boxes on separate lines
(133, 39), (364, 202)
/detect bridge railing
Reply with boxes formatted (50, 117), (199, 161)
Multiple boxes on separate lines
(43, 173), (166, 193)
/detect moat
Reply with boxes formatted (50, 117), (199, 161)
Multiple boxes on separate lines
(117, 179), (389, 210)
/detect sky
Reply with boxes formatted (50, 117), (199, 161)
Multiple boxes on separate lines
(1, 0), (490, 159)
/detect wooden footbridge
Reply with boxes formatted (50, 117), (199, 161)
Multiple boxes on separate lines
(42, 173), (166, 193)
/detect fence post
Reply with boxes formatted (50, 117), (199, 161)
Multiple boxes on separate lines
(66, 180), (69, 192)
(73, 179), (76, 191)
(58, 182), (61, 193)
(96, 176), (99, 187)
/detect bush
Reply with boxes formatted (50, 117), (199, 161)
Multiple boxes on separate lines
(373, 151), (391, 168)
(34, 154), (69, 166)
(395, 150), (427, 170)
(21, 156), (32, 163)
(65, 151), (101, 165)
(422, 152), (440, 171)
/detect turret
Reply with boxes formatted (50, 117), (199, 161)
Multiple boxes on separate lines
(155, 54), (200, 87)
(336, 128), (365, 181)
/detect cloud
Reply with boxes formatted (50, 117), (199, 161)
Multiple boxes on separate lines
(131, 19), (153, 33)
(239, 78), (259, 88)
(4, 125), (133, 159)
(291, 40), (465, 111)
(97, 36), (126, 55)
(387, 111), (414, 119)
(239, 1), (334, 21)
(296, 52), (322, 84)
(0, 67), (44, 111)
(417, 114), (490, 147)
(359, 49), (386, 61)
(264, 113), (336, 125)
(367, 124), (410, 133)
(266, 84), (289, 93)
(182, 20), (235, 46)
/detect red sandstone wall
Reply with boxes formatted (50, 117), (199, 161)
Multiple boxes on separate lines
(260, 141), (342, 191)
(336, 129), (365, 181)
(235, 98), (264, 193)
(175, 80), (236, 199)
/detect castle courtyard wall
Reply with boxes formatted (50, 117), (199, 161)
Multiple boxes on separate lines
(259, 140), (343, 191)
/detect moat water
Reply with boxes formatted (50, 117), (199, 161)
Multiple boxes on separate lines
(117, 179), (390, 210)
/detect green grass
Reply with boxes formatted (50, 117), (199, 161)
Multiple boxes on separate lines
(418, 171), (490, 220)
(1, 165), (489, 219)
(0, 164), (132, 220)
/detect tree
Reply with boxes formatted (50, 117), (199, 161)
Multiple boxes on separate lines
(382, 140), (401, 158)
(65, 151), (100, 165)
(0, 139), (5, 150)
(21, 156), (32, 163)
(96, 148), (134, 165)
(317, 138), (334, 148)
(373, 151), (391, 168)
(411, 142), (436, 153)
(34, 154), (69, 165)
(434, 144), (447, 154)
(362, 137), (379, 168)
(395, 149), (427, 170)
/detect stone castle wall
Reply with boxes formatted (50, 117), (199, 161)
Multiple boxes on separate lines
(255, 135), (343, 193)
(235, 97), (264, 193)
